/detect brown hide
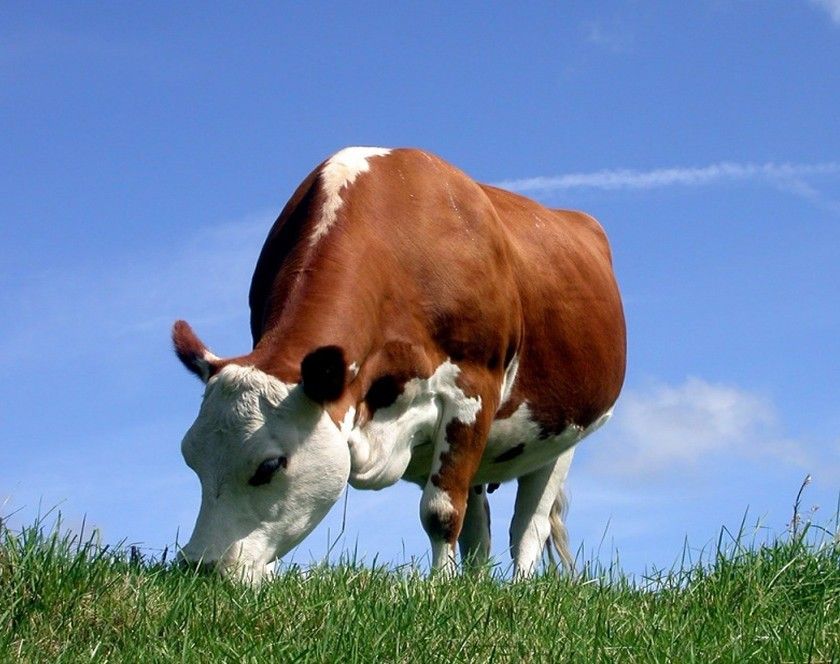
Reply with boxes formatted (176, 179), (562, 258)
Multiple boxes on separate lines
(246, 148), (625, 435)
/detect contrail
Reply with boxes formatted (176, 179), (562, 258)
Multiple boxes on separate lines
(495, 161), (840, 193)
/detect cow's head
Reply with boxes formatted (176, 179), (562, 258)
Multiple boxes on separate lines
(171, 320), (352, 583)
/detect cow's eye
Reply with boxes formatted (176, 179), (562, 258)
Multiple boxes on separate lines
(248, 456), (287, 486)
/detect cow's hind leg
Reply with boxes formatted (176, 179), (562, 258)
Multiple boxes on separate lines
(419, 369), (498, 576)
(509, 447), (575, 579)
(458, 485), (491, 570)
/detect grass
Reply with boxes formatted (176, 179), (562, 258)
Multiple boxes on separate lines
(1, 512), (838, 663)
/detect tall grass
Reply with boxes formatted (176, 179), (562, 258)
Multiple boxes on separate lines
(1, 509), (838, 663)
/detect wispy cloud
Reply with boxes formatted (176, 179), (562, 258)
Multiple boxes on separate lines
(810, 0), (840, 24)
(496, 161), (840, 193)
(495, 161), (840, 213)
(582, 19), (634, 53)
(0, 209), (275, 366)
(582, 377), (837, 481)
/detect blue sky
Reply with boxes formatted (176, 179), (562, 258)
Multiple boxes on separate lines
(2, 2), (839, 575)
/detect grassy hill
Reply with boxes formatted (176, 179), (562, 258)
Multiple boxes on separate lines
(2, 516), (838, 663)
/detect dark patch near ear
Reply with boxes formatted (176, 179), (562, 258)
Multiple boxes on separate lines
(487, 483), (500, 494)
(494, 443), (525, 463)
(172, 320), (219, 382)
(365, 375), (402, 411)
(301, 345), (347, 403)
(473, 485), (484, 495)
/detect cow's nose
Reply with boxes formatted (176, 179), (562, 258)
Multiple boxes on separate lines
(176, 552), (217, 574)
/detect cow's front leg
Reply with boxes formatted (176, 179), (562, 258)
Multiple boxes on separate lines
(419, 375), (497, 576)
(458, 485), (491, 570)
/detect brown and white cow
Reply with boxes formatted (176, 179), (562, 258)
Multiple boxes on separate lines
(173, 147), (626, 582)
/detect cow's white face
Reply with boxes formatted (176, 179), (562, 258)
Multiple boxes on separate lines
(178, 364), (351, 583)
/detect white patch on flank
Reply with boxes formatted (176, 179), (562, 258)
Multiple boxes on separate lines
(346, 359), (481, 490)
(311, 147), (392, 246)
(487, 403), (542, 453)
(179, 364), (353, 584)
(471, 403), (613, 484)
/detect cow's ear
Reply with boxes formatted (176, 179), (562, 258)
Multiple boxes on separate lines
(300, 346), (347, 403)
(172, 320), (221, 384)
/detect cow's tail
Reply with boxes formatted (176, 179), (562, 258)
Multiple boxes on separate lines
(546, 485), (575, 575)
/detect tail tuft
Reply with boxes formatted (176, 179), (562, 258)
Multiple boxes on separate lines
(546, 486), (575, 575)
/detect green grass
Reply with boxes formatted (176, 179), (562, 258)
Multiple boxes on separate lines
(1, 515), (838, 663)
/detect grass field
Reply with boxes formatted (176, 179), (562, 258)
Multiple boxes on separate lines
(2, 513), (838, 663)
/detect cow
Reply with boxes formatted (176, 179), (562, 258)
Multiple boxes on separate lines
(173, 147), (626, 583)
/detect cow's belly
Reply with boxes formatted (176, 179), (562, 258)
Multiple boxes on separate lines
(403, 403), (611, 485)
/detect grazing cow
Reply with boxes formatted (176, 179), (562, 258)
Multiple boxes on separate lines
(174, 147), (626, 582)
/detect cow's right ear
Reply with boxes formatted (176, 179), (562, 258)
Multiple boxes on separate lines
(172, 320), (221, 384)
(300, 345), (347, 403)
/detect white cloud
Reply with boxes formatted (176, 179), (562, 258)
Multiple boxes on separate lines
(583, 377), (831, 479)
(810, 0), (840, 24)
(495, 161), (840, 193)
(582, 19), (634, 53)
(494, 161), (840, 214)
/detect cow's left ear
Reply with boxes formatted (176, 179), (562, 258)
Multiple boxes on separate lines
(172, 320), (221, 384)
(301, 346), (347, 403)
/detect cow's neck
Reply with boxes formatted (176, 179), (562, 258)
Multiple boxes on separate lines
(251, 303), (374, 386)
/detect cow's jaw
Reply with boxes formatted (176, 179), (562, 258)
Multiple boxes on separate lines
(179, 365), (351, 584)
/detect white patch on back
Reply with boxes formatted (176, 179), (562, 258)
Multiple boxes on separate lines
(311, 146), (392, 246)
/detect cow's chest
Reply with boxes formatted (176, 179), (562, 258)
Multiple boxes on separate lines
(346, 362), (611, 490)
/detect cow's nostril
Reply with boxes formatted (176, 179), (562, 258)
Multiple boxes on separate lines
(177, 555), (217, 574)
